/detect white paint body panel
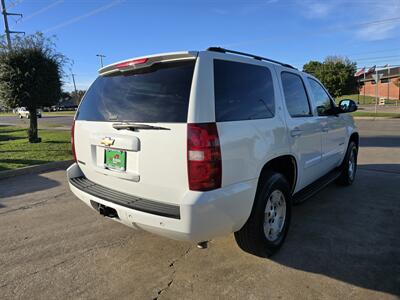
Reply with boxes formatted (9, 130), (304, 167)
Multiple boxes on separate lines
(69, 50), (358, 241)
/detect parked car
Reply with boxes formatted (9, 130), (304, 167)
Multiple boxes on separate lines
(67, 48), (359, 257)
(17, 107), (42, 118)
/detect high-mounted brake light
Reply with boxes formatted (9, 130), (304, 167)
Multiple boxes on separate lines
(116, 58), (148, 69)
(187, 123), (222, 191)
(71, 120), (77, 162)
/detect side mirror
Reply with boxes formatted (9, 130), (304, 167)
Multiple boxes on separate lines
(339, 99), (358, 113)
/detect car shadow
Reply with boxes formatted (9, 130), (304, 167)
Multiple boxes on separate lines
(0, 159), (53, 171)
(360, 136), (400, 148)
(272, 164), (400, 296)
(0, 171), (60, 199)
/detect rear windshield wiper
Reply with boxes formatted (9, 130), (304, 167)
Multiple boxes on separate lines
(112, 122), (170, 131)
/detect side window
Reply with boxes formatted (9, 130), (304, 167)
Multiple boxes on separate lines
(307, 78), (333, 116)
(281, 72), (312, 117)
(214, 60), (275, 122)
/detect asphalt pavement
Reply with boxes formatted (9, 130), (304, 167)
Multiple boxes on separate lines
(0, 114), (74, 129)
(0, 119), (399, 299)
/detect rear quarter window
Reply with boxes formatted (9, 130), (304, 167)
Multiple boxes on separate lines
(213, 60), (275, 122)
(76, 60), (195, 123)
(281, 72), (312, 118)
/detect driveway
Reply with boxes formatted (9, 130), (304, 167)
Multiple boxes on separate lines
(0, 120), (399, 299)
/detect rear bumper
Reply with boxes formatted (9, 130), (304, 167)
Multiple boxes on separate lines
(67, 163), (257, 242)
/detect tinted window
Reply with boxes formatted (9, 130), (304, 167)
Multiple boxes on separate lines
(76, 61), (195, 122)
(281, 72), (311, 117)
(214, 60), (275, 122)
(307, 78), (333, 116)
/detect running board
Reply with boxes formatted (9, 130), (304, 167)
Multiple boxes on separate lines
(292, 168), (342, 205)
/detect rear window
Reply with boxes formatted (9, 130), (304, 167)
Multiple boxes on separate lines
(76, 60), (195, 123)
(214, 60), (275, 122)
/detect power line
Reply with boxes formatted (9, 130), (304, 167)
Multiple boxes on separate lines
(344, 48), (400, 57)
(6, 0), (22, 10)
(43, 0), (123, 33)
(352, 55), (400, 61)
(0, 0), (24, 49)
(355, 17), (400, 27)
(223, 16), (400, 48)
(18, 0), (63, 23)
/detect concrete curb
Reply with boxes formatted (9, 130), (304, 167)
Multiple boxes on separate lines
(353, 117), (397, 120)
(0, 160), (74, 180)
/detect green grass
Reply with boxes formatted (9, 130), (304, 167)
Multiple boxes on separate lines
(0, 125), (72, 171)
(351, 111), (400, 118)
(0, 112), (14, 116)
(336, 94), (400, 105)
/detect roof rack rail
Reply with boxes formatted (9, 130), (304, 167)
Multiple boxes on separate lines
(207, 47), (296, 70)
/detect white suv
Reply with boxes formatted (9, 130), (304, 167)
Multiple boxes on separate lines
(67, 48), (359, 257)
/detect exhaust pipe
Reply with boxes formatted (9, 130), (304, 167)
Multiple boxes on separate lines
(91, 201), (119, 218)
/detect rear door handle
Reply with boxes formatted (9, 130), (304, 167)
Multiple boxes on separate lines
(290, 129), (303, 137)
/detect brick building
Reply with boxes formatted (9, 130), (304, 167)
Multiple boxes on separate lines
(356, 66), (400, 100)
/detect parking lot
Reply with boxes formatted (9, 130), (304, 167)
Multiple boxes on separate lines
(0, 119), (399, 299)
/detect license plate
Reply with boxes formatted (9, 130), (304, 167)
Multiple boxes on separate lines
(104, 149), (126, 171)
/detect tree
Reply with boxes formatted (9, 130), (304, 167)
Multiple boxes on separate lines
(303, 56), (358, 98)
(0, 33), (66, 142)
(302, 60), (323, 78)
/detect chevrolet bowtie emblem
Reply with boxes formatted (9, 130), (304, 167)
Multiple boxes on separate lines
(100, 137), (115, 147)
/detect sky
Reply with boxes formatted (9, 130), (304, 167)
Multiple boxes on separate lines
(5, 0), (400, 91)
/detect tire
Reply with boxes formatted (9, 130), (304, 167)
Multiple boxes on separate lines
(336, 141), (358, 186)
(234, 172), (292, 257)
(18, 115), (22, 119)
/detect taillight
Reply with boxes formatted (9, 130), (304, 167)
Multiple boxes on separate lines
(187, 123), (222, 191)
(71, 120), (77, 162)
(116, 58), (148, 69)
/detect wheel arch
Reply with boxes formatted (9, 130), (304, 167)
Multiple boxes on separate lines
(349, 131), (359, 148)
(257, 155), (298, 194)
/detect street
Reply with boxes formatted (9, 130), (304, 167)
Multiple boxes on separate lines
(0, 119), (399, 299)
(0, 115), (74, 129)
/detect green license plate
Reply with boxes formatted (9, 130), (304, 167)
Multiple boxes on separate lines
(104, 149), (126, 171)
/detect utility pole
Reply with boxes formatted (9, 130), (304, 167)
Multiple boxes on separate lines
(363, 71), (366, 105)
(71, 73), (78, 105)
(96, 54), (106, 68)
(71, 73), (77, 94)
(372, 69), (383, 118)
(387, 65), (390, 101)
(0, 0), (23, 50)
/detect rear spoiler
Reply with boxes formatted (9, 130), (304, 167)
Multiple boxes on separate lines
(98, 51), (198, 76)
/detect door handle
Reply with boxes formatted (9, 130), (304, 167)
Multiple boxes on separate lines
(290, 129), (303, 137)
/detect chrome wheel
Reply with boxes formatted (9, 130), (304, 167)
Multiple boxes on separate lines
(348, 149), (356, 180)
(264, 190), (286, 242)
